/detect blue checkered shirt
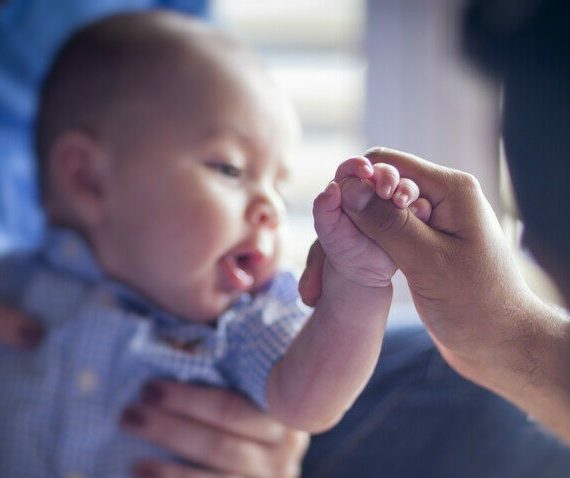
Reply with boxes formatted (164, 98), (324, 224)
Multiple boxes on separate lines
(0, 229), (308, 477)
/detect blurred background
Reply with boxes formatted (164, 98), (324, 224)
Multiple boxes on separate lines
(214, 0), (562, 306)
(0, 0), (561, 306)
(214, 0), (503, 304)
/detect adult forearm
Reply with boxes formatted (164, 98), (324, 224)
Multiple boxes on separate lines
(450, 295), (570, 443)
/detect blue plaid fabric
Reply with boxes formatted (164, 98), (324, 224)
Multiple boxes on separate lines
(0, 229), (308, 477)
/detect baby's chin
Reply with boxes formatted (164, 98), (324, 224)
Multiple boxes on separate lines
(186, 290), (246, 324)
(171, 269), (279, 324)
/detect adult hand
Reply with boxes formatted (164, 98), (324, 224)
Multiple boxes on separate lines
(122, 381), (309, 478)
(304, 147), (570, 442)
(0, 303), (43, 348)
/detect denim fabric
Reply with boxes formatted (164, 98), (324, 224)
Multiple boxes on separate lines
(303, 325), (570, 478)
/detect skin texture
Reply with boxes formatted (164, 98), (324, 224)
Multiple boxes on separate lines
(9, 12), (310, 477)
(47, 9), (436, 438)
(268, 156), (431, 432)
(17, 12), (431, 474)
(300, 147), (570, 444)
(123, 382), (310, 478)
(52, 47), (297, 324)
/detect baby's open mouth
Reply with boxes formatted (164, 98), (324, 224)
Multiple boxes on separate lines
(220, 250), (267, 292)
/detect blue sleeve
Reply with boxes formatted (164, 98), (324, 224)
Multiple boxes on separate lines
(0, 0), (209, 254)
(219, 272), (310, 409)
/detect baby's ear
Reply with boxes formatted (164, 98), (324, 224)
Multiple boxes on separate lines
(47, 130), (110, 228)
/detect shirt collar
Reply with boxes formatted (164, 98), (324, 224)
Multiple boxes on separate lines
(39, 227), (252, 333)
(42, 227), (105, 283)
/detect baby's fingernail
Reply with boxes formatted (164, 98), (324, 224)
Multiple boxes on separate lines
(381, 184), (393, 198)
(409, 204), (419, 215)
(394, 192), (410, 207)
(340, 179), (375, 212)
(362, 163), (374, 176)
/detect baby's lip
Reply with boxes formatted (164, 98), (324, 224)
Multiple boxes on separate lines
(219, 240), (277, 293)
(220, 255), (255, 292)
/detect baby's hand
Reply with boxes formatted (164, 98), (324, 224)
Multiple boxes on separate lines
(313, 157), (431, 288)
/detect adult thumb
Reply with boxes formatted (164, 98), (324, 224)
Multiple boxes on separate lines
(340, 178), (444, 274)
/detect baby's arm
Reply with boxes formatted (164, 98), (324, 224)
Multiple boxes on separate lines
(267, 157), (431, 432)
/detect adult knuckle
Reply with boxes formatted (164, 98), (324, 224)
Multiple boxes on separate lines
(209, 434), (257, 473)
(269, 457), (300, 478)
(276, 462), (302, 478)
(269, 432), (308, 478)
(458, 172), (481, 192)
(208, 430), (238, 459)
(287, 430), (310, 456)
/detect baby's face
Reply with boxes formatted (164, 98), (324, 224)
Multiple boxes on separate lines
(93, 64), (298, 322)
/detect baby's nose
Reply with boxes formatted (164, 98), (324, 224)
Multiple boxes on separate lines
(246, 197), (281, 229)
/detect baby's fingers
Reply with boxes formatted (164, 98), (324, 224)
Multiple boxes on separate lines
(372, 163), (400, 199)
(334, 156), (374, 182)
(392, 178), (420, 209)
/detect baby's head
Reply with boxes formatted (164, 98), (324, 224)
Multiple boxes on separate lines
(36, 11), (300, 322)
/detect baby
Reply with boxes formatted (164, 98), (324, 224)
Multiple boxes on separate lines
(0, 10), (430, 477)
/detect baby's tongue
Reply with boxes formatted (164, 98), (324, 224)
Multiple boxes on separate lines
(220, 255), (254, 292)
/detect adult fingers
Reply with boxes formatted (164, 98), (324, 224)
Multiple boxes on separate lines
(0, 304), (43, 348)
(364, 147), (452, 205)
(139, 382), (286, 444)
(122, 403), (266, 476)
(365, 147), (494, 235)
(122, 403), (307, 478)
(339, 177), (446, 276)
(132, 460), (242, 478)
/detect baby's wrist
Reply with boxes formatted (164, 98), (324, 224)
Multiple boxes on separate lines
(323, 259), (393, 292)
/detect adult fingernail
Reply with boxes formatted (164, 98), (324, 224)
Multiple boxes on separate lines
(142, 383), (164, 405)
(18, 324), (44, 348)
(121, 406), (146, 428)
(340, 179), (375, 212)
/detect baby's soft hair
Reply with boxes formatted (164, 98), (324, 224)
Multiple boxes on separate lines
(35, 10), (258, 200)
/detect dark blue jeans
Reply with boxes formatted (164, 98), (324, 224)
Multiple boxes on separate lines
(302, 325), (570, 477)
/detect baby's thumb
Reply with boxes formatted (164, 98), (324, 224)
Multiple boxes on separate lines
(340, 178), (441, 275)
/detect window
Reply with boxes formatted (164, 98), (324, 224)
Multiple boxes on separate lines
(213, 0), (366, 272)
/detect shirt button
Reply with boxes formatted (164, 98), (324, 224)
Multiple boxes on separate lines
(77, 370), (99, 394)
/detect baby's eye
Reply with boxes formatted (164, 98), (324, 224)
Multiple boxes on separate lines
(207, 162), (243, 178)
